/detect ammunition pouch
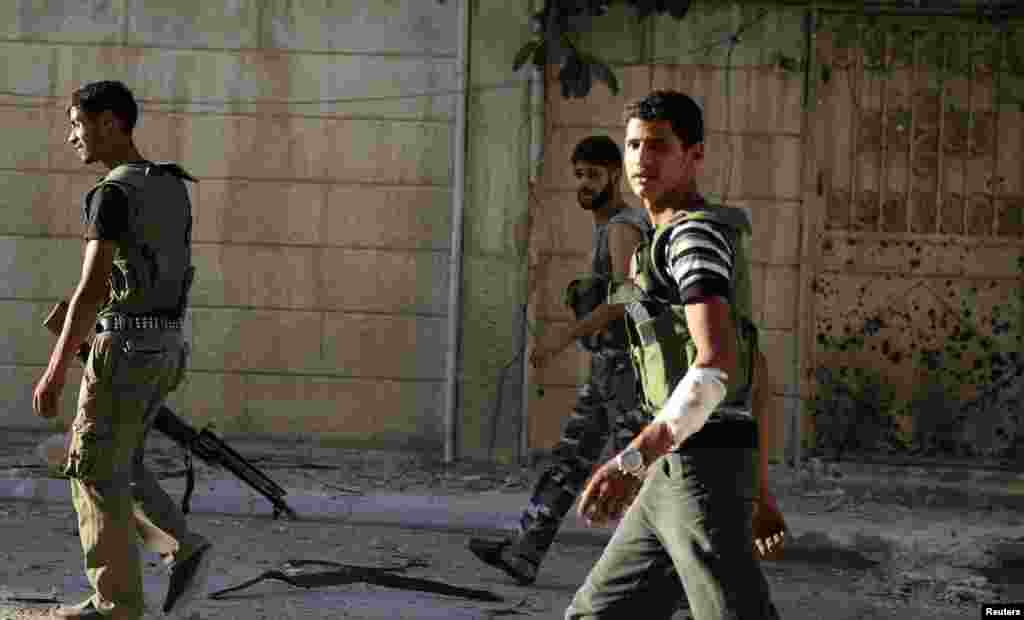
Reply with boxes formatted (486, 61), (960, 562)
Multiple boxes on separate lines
(563, 276), (628, 353)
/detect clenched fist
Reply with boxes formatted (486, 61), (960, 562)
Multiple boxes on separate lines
(752, 492), (787, 560)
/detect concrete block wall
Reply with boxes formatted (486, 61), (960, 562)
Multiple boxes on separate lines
(0, 1), (460, 449)
(528, 3), (808, 461)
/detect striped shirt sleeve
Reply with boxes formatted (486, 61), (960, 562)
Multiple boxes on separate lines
(662, 219), (734, 303)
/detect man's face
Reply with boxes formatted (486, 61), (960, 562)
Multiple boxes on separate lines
(66, 106), (109, 165)
(624, 118), (703, 205)
(573, 162), (618, 211)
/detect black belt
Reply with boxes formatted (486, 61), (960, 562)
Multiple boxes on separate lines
(96, 315), (183, 333)
(678, 418), (758, 450)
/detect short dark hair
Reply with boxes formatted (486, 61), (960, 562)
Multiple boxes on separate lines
(69, 80), (138, 133)
(571, 135), (622, 168)
(623, 90), (703, 146)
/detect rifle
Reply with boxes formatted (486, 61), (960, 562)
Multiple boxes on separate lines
(43, 300), (298, 520)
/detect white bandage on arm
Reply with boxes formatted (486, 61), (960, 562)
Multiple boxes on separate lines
(652, 366), (729, 449)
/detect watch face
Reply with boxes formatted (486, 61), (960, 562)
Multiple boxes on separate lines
(622, 448), (643, 472)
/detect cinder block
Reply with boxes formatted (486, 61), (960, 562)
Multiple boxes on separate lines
(0, 171), (90, 237)
(0, 300), (62, 365)
(242, 374), (444, 444)
(549, 66), (652, 128)
(123, 0), (261, 49)
(322, 313), (447, 381)
(0, 364), (83, 429)
(700, 133), (802, 201)
(464, 124), (532, 256)
(136, 113), (190, 166)
(530, 190), (599, 260)
(261, 0), (457, 56)
(56, 45), (209, 118)
(741, 200), (802, 266)
(0, 237), (80, 299)
(237, 309), (323, 373)
(0, 2), (121, 44)
(763, 395), (789, 461)
(329, 120), (451, 186)
(762, 265), (799, 330)
(186, 306), (322, 374)
(0, 106), (54, 169)
(276, 54), (457, 121)
(168, 369), (246, 431)
(527, 385), (577, 452)
(152, 51), (456, 121)
(317, 247), (449, 315)
(190, 243), (318, 310)
(185, 306), (245, 372)
(180, 115), (332, 180)
(325, 185), (451, 250)
(0, 42), (61, 102)
(194, 180), (326, 245)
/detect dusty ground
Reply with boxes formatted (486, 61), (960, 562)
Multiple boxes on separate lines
(0, 502), (1013, 620)
(1, 430), (1022, 619)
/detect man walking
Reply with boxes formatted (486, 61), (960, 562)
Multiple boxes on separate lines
(565, 90), (782, 619)
(33, 80), (211, 620)
(468, 135), (651, 585)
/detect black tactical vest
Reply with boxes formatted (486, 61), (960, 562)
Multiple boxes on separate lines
(84, 162), (196, 319)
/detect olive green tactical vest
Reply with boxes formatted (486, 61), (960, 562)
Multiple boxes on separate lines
(85, 162), (196, 319)
(611, 203), (759, 414)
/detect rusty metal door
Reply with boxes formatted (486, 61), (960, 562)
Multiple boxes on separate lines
(800, 12), (1024, 462)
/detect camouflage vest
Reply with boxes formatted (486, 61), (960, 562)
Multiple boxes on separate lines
(84, 162), (196, 319)
(611, 202), (759, 414)
(563, 206), (652, 352)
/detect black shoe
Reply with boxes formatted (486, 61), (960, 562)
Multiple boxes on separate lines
(50, 599), (103, 619)
(163, 543), (212, 614)
(467, 537), (538, 586)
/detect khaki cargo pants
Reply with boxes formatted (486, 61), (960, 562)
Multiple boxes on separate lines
(40, 329), (208, 619)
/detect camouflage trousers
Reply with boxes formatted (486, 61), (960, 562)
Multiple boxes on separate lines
(514, 350), (649, 567)
(42, 329), (209, 620)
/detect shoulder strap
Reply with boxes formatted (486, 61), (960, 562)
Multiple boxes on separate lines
(608, 207), (652, 236)
(646, 203), (751, 297)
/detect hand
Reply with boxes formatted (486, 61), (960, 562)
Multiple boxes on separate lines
(752, 491), (787, 560)
(32, 368), (66, 419)
(529, 340), (561, 370)
(577, 460), (643, 526)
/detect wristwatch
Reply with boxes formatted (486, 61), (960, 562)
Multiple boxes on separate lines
(616, 446), (646, 477)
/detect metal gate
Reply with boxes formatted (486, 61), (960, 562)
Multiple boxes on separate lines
(799, 10), (1024, 462)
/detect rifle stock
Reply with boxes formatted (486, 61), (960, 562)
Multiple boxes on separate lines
(42, 300), (298, 520)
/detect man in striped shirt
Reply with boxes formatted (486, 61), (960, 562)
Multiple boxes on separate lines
(565, 91), (782, 619)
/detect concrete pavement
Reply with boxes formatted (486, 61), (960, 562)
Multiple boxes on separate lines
(1, 455), (1022, 571)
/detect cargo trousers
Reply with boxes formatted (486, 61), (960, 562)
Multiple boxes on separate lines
(514, 350), (650, 568)
(47, 328), (209, 619)
(565, 447), (780, 620)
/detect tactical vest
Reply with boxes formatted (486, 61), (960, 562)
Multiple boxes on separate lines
(611, 202), (759, 415)
(84, 162), (196, 319)
(563, 206), (652, 352)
